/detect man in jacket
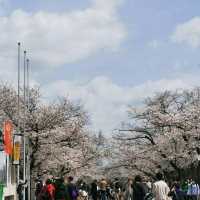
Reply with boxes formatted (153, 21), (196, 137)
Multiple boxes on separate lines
(152, 173), (170, 200)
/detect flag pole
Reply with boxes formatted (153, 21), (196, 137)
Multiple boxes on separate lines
(23, 50), (27, 200)
(17, 42), (21, 184)
(26, 58), (31, 200)
(26, 59), (29, 110)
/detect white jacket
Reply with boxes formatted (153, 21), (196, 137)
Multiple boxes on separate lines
(152, 180), (170, 200)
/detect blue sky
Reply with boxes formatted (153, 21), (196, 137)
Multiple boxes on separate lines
(1, 0), (200, 134)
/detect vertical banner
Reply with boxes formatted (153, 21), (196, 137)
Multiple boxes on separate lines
(3, 120), (13, 155)
(13, 135), (21, 165)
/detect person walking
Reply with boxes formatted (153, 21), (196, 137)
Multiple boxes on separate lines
(132, 175), (146, 200)
(187, 180), (200, 200)
(38, 179), (53, 200)
(168, 182), (185, 200)
(67, 176), (78, 200)
(17, 180), (27, 200)
(124, 178), (133, 200)
(35, 179), (43, 200)
(54, 177), (70, 200)
(152, 172), (170, 200)
(98, 179), (108, 200)
(91, 180), (98, 200)
(181, 180), (189, 197)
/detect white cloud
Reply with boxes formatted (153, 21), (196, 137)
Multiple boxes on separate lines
(42, 75), (200, 135)
(0, 0), (9, 18)
(0, 0), (126, 69)
(148, 40), (162, 49)
(0, 0), (7, 7)
(172, 17), (200, 48)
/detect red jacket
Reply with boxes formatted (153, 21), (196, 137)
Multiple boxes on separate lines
(47, 184), (55, 200)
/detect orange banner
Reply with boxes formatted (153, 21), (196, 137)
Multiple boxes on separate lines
(3, 120), (13, 155)
(13, 141), (20, 164)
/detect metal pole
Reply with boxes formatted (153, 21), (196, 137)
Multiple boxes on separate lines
(6, 155), (9, 187)
(27, 59), (29, 110)
(17, 42), (21, 129)
(26, 58), (31, 200)
(17, 42), (21, 184)
(23, 50), (27, 200)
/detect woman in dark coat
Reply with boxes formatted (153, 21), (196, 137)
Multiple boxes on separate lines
(132, 175), (146, 200)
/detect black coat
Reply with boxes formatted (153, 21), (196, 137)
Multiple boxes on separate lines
(91, 182), (98, 197)
(132, 182), (146, 200)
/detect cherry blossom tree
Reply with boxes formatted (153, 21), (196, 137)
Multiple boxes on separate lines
(0, 83), (100, 180)
(112, 88), (200, 181)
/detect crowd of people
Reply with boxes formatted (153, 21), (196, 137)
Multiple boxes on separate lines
(34, 173), (200, 200)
